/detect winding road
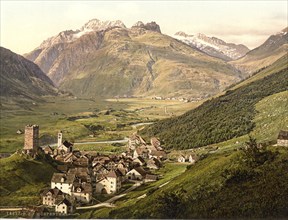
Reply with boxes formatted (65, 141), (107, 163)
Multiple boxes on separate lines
(41, 138), (129, 148)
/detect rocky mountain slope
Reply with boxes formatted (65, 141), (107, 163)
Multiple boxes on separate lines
(25, 19), (242, 99)
(0, 47), (58, 105)
(173, 31), (249, 61)
(230, 27), (288, 75)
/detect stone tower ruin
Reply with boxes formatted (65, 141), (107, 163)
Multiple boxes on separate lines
(23, 124), (39, 155)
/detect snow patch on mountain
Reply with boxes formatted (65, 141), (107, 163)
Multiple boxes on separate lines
(174, 32), (249, 60)
(38, 19), (126, 49)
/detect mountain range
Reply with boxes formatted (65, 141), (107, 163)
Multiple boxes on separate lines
(2, 18), (287, 102)
(25, 19), (243, 99)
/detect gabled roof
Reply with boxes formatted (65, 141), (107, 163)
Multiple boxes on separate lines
(51, 173), (75, 184)
(147, 158), (161, 167)
(68, 167), (90, 176)
(133, 167), (147, 176)
(150, 137), (161, 147)
(106, 169), (122, 178)
(278, 130), (288, 140)
(145, 174), (158, 180)
(150, 150), (167, 158)
(73, 182), (92, 193)
(135, 148), (148, 155)
(57, 198), (72, 206)
(42, 187), (63, 197)
(44, 146), (53, 152)
(129, 133), (146, 145)
(63, 140), (73, 148)
(133, 156), (145, 164)
(63, 152), (73, 161)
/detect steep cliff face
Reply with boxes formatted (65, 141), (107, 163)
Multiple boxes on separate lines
(25, 19), (242, 99)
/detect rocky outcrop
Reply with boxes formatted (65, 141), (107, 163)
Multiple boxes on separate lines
(132, 21), (161, 33)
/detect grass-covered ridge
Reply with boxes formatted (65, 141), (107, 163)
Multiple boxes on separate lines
(0, 153), (56, 206)
(104, 145), (288, 219)
(142, 66), (288, 149)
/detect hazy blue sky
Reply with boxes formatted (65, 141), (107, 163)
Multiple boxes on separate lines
(1, 0), (287, 54)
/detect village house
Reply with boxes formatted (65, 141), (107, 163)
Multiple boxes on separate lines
(95, 170), (122, 194)
(149, 150), (167, 160)
(58, 140), (73, 155)
(68, 167), (92, 183)
(133, 148), (149, 159)
(128, 133), (146, 150)
(62, 152), (76, 163)
(144, 174), (158, 182)
(51, 173), (75, 195)
(16, 129), (23, 135)
(92, 156), (110, 167)
(147, 157), (161, 169)
(188, 154), (197, 164)
(41, 188), (65, 207)
(43, 146), (54, 155)
(72, 182), (93, 203)
(133, 156), (146, 166)
(55, 198), (73, 214)
(105, 161), (116, 170)
(277, 130), (288, 147)
(126, 167), (147, 181)
(178, 155), (186, 163)
(93, 164), (109, 181)
(150, 137), (162, 150)
(73, 155), (89, 167)
(116, 162), (127, 170)
(56, 164), (69, 173)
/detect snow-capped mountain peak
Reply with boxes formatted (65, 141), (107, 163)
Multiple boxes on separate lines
(38, 19), (126, 49)
(81, 19), (126, 31)
(174, 31), (249, 60)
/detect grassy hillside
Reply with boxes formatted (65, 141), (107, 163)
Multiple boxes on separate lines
(107, 145), (288, 218)
(142, 64), (288, 150)
(228, 54), (288, 90)
(0, 47), (58, 108)
(0, 153), (56, 206)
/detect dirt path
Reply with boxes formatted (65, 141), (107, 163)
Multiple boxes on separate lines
(76, 182), (141, 210)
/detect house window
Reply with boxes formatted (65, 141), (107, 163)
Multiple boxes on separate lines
(111, 182), (113, 184)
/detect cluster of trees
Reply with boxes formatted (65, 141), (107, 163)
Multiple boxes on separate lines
(142, 68), (288, 149)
